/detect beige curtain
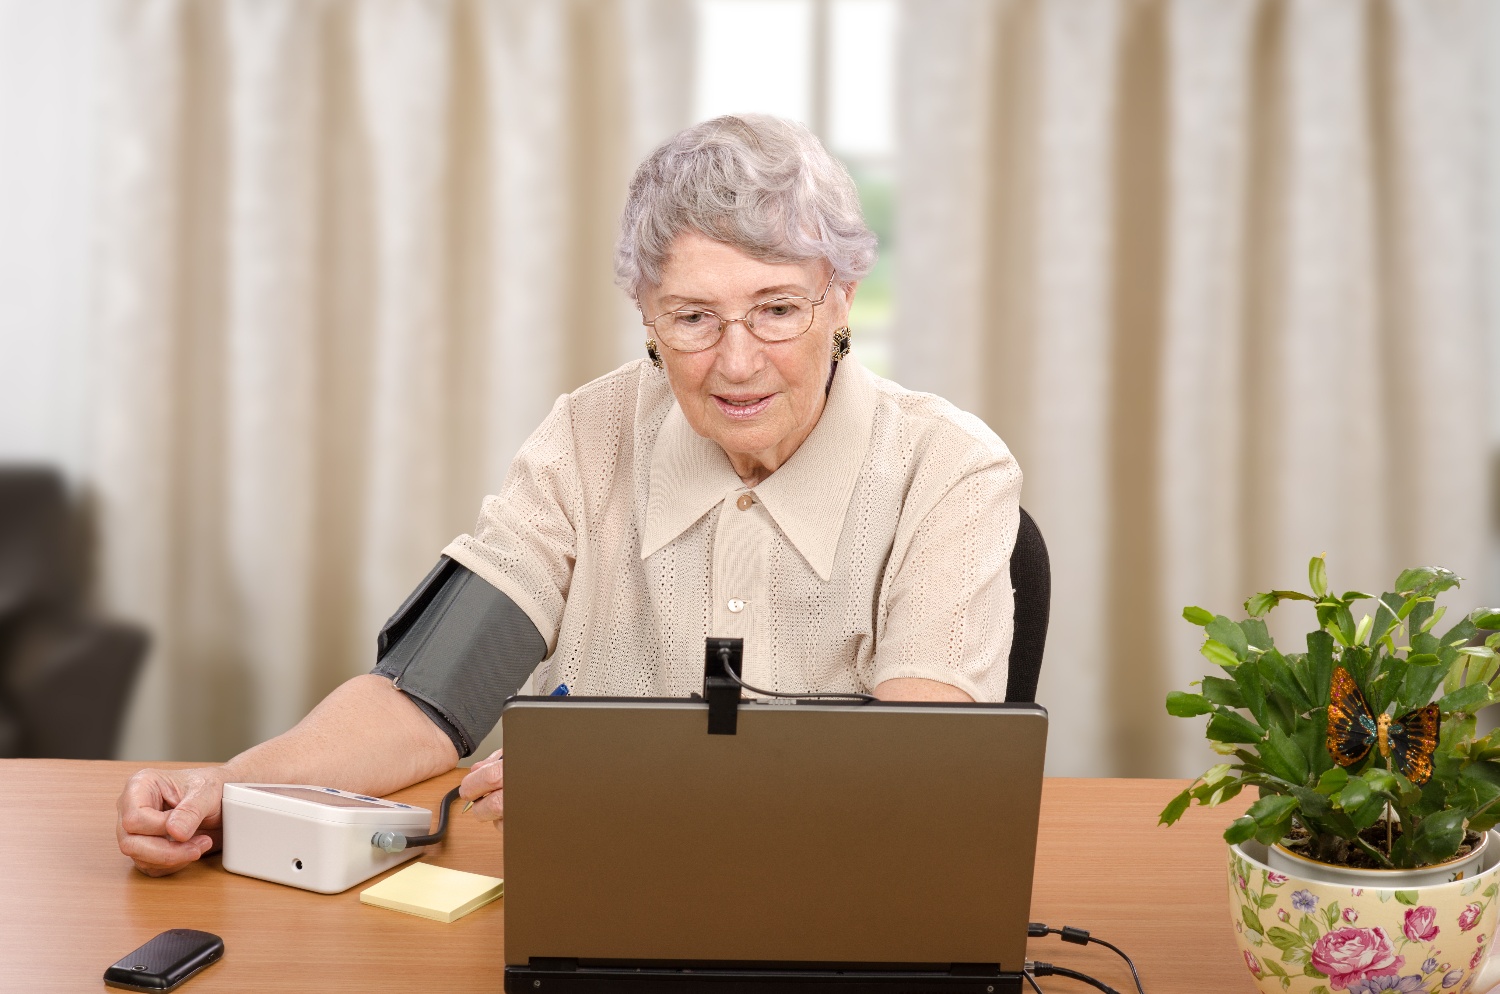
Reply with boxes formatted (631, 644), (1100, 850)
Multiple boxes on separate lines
(95, 0), (693, 761)
(897, 0), (1489, 776)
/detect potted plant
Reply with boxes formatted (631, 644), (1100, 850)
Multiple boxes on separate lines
(1162, 557), (1500, 993)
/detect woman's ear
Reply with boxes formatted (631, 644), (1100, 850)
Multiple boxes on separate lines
(840, 280), (859, 309)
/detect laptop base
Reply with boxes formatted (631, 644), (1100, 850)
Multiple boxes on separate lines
(505, 964), (1024, 993)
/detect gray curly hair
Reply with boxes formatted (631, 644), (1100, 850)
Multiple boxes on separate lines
(613, 114), (878, 300)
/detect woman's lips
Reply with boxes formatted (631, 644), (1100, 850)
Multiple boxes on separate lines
(713, 394), (774, 419)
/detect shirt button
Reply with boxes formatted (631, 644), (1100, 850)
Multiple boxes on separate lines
(727, 598), (745, 613)
(736, 494), (754, 511)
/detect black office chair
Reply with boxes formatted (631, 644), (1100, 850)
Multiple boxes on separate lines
(1004, 506), (1050, 703)
(0, 467), (148, 758)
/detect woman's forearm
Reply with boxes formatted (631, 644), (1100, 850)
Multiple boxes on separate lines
(219, 674), (458, 796)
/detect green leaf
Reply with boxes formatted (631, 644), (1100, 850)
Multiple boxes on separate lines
(1311, 986), (1332, 994)
(1364, 768), (1399, 794)
(1472, 608), (1500, 630)
(1246, 794), (1299, 823)
(1183, 605), (1215, 627)
(1332, 605), (1357, 646)
(1242, 904), (1265, 935)
(1310, 556), (1329, 599)
(1159, 788), (1192, 826)
(1393, 890), (1419, 906)
(1231, 664), (1270, 729)
(1202, 676), (1245, 708)
(1395, 567), (1454, 596)
(1323, 902), (1339, 929)
(1166, 691), (1215, 717)
(1224, 815), (1257, 844)
(1298, 913), (1321, 945)
(1303, 962), (1328, 979)
(1241, 618), (1274, 653)
(1350, 792), (1387, 831)
(1439, 683), (1491, 715)
(1261, 727), (1311, 784)
(1208, 710), (1265, 745)
(1398, 654), (1447, 711)
(1260, 649), (1314, 712)
(1338, 777), (1370, 811)
(1263, 958), (1289, 978)
(1316, 767), (1349, 795)
(1265, 927), (1304, 952)
(1354, 613), (1373, 645)
(1202, 638), (1240, 670)
(1306, 631), (1335, 705)
(1410, 809), (1466, 864)
(1258, 891), (1278, 909)
(1291, 785), (1331, 818)
(1207, 615), (1251, 661)
(1247, 590), (1316, 617)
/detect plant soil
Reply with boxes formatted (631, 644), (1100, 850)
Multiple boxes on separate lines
(1280, 822), (1484, 871)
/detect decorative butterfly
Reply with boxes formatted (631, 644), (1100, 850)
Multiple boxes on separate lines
(1326, 666), (1439, 785)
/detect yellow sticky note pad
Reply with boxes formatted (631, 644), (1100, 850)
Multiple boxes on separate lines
(359, 862), (504, 923)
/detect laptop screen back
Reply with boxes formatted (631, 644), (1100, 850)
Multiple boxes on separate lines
(501, 698), (1047, 972)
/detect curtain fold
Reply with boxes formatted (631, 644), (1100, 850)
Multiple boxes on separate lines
(96, 0), (694, 761)
(897, 0), (1488, 776)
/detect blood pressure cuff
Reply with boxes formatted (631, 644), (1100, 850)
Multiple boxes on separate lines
(371, 556), (546, 758)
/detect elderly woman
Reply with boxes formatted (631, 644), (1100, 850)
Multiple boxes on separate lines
(115, 114), (1021, 876)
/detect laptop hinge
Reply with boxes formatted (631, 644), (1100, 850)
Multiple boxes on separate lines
(529, 959), (579, 972)
(703, 638), (744, 735)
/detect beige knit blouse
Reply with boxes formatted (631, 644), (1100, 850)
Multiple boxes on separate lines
(442, 356), (1022, 702)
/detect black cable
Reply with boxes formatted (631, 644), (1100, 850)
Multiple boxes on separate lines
(1028, 922), (1146, 994)
(371, 785), (462, 852)
(715, 647), (876, 703)
(1024, 972), (1046, 994)
(1027, 962), (1122, 994)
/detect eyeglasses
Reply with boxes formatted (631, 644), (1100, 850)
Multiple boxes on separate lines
(642, 275), (836, 354)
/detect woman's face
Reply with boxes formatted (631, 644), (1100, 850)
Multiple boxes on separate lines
(642, 230), (856, 485)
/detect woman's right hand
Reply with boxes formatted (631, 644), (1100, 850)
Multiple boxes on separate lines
(459, 748), (504, 827)
(116, 766), (228, 876)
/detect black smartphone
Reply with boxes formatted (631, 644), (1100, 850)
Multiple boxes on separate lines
(103, 929), (224, 992)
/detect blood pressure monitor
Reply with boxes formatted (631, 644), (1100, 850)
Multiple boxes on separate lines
(222, 784), (434, 894)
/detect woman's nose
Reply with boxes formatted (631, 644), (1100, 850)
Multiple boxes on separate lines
(713, 320), (764, 378)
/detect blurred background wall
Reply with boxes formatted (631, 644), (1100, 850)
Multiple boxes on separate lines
(0, 0), (1496, 777)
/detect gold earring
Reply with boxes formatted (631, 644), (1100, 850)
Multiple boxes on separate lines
(832, 327), (851, 361)
(645, 339), (663, 369)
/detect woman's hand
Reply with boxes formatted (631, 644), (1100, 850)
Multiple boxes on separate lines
(116, 766), (229, 876)
(459, 749), (504, 827)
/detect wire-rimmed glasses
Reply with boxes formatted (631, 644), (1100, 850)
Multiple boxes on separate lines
(643, 275), (836, 354)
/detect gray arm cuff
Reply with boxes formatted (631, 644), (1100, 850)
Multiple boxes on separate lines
(371, 556), (547, 758)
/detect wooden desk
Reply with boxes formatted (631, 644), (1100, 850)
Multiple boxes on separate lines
(1, 760), (1253, 992)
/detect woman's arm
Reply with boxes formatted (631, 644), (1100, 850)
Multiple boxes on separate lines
(873, 677), (975, 702)
(116, 674), (457, 876)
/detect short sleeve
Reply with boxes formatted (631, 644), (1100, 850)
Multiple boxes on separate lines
(869, 451), (1022, 702)
(442, 394), (583, 654)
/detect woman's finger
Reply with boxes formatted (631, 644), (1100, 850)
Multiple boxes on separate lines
(468, 786), (504, 825)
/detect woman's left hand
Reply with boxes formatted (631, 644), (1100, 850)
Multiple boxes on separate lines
(460, 749), (504, 827)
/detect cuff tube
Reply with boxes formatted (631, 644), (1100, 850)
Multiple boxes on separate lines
(372, 556), (547, 757)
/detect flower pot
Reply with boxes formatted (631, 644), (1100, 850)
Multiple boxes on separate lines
(1267, 834), (1491, 889)
(1231, 832), (1500, 993)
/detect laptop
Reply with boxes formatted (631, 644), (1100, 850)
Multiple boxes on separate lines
(500, 694), (1048, 992)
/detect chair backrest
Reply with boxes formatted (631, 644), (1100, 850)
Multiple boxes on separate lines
(1005, 507), (1050, 703)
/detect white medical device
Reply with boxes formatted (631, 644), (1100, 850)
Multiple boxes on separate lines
(221, 783), (434, 894)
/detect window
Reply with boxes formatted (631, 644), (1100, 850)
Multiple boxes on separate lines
(694, 0), (898, 376)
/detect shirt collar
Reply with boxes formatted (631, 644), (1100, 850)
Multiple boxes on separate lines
(641, 357), (878, 581)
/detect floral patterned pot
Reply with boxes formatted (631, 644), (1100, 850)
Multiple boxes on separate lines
(1230, 833), (1500, 993)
